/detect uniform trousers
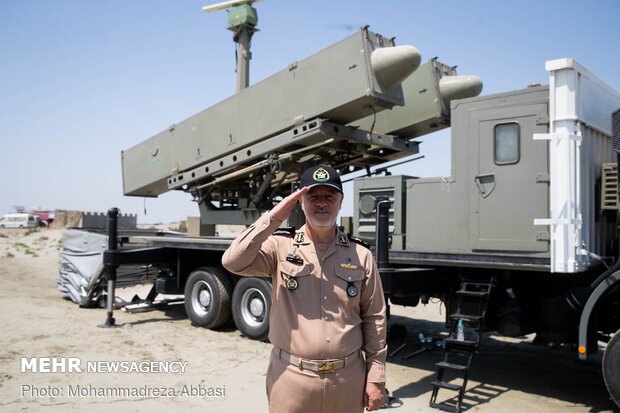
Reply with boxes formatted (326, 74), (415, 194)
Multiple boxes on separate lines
(266, 347), (366, 413)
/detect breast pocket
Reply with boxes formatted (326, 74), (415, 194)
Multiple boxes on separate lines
(334, 266), (365, 307)
(279, 262), (313, 291)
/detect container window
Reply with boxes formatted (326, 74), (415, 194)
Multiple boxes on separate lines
(494, 123), (520, 165)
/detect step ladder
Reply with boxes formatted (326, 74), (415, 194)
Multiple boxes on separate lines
(429, 277), (493, 413)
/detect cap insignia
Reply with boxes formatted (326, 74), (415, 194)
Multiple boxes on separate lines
(313, 168), (330, 182)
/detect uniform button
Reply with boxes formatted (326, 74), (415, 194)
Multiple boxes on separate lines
(291, 270), (296, 275)
(326, 337), (331, 343)
(323, 275), (327, 280)
(348, 276), (352, 281)
(262, 223), (267, 228)
(323, 296), (327, 300)
(324, 316), (328, 321)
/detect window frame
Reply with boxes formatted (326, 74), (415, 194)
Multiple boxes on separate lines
(493, 122), (521, 165)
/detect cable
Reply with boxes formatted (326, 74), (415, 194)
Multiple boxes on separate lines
(369, 106), (376, 135)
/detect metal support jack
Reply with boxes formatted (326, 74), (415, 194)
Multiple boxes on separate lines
(429, 277), (493, 412)
(98, 208), (121, 328)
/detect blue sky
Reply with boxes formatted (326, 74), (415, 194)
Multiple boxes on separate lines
(1, 0), (619, 224)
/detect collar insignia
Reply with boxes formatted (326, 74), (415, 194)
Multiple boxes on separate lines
(295, 232), (305, 243)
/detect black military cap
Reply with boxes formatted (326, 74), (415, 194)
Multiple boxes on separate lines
(299, 165), (343, 193)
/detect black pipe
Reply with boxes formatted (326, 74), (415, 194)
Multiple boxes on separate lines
(375, 196), (390, 269)
(100, 208), (119, 328)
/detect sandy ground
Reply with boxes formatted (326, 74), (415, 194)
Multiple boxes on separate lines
(0, 227), (617, 412)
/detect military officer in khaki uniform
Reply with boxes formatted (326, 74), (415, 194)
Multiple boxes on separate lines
(222, 165), (387, 413)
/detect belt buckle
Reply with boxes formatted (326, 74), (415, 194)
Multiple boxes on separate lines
(317, 361), (335, 373)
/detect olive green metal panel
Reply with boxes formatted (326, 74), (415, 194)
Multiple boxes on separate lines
(469, 99), (549, 252)
(121, 128), (176, 197)
(353, 175), (412, 250)
(403, 86), (551, 262)
(351, 60), (455, 138)
(227, 4), (257, 27)
(122, 28), (407, 197)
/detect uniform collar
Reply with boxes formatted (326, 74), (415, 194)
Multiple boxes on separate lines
(293, 225), (350, 247)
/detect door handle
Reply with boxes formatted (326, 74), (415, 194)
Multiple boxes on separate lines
(474, 173), (495, 198)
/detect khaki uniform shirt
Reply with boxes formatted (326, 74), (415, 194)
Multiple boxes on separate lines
(222, 212), (387, 383)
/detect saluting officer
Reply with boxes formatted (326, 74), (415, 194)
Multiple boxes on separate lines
(222, 165), (387, 413)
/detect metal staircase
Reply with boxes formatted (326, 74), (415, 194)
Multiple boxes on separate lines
(429, 277), (493, 412)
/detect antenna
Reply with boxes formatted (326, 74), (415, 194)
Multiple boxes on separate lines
(203, 0), (265, 92)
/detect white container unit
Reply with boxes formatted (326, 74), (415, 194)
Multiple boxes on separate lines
(535, 58), (620, 273)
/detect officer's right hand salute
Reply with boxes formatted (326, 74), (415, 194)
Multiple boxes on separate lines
(271, 186), (310, 221)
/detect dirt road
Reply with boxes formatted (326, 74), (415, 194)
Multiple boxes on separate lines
(0, 228), (617, 412)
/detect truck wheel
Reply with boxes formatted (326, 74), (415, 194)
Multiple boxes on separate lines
(232, 277), (272, 341)
(603, 329), (620, 408)
(184, 266), (232, 329)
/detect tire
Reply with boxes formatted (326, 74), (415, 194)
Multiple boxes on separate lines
(184, 266), (232, 329)
(232, 277), (272, 341)
(603, 329), (620, 408)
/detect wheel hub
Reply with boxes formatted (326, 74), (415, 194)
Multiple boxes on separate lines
(199, 289), (212, 307)
(250, 297), (264, 317)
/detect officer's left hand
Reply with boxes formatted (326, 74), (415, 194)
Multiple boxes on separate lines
(364, 382), (386, 411)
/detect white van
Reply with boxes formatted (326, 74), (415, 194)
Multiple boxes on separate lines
(0, 213), (39, 228)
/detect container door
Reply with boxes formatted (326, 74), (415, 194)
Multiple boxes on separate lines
(469, 103), (549, 251)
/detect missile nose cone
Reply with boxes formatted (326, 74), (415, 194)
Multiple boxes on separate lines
(438, 75), (483, 107)
(371, 45), (421, 91)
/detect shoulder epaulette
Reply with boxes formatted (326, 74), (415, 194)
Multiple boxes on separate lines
(273, 227), (296, 237)
(347, 233), (370, 249)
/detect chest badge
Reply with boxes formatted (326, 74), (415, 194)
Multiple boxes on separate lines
(340, 257), (358, 270)
(346, 282), (358, 297)
(286, 277), (298, 290)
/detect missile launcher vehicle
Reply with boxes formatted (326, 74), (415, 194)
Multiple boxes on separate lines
(63, 4), (620, 410)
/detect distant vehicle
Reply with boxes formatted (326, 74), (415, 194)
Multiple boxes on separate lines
(32, 210), (53, 227)
(0, 213), (38, 228)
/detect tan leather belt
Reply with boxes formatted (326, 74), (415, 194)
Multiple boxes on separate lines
(276, 347), (361, 373)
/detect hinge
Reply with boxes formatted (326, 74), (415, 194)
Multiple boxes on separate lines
(536, 173), (550, 183)
(536, 113), (549, 126)
(536, 232), (550, 241)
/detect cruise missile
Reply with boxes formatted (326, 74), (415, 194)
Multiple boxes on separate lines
(371, 45), (421, 91)
(351, 59), (483, 139)
(122, 28), (422, 197)
(439, 74), (483, 108)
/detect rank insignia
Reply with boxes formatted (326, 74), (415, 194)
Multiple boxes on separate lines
(287, 277), (298, 290)
(346, 282), (358, 297)
(295, 232), (305, 243)
(338, 235), (349, 245)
